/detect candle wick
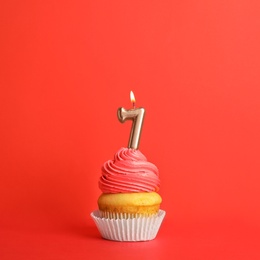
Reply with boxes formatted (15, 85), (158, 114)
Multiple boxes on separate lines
(132, 102), (136, 109)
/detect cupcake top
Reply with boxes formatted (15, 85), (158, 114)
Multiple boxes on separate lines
(99, 147), (160, 193)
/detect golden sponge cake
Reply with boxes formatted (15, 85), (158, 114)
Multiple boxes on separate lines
(98, 192), (162, 218)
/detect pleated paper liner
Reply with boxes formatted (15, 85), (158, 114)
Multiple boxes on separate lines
(91, 209), (166, 241)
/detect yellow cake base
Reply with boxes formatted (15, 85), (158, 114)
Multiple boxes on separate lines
(98, 192), (162, 218)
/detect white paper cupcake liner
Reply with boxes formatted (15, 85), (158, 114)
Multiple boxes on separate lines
(90, 209), (166, 242)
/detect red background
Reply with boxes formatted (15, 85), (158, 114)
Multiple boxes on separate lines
(1, 0), (260, 259)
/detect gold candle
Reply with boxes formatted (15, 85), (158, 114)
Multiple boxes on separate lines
(117, 91), (146, 150)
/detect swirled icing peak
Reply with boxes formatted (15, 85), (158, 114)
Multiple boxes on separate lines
(99, 147), (160, 193)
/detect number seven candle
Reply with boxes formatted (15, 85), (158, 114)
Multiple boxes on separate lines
(117, 91), (145, 150)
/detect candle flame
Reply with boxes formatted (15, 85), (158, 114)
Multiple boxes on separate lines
(130, 90), (135, 105)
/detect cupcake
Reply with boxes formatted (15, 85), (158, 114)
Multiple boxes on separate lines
(91, 147), (165, 241)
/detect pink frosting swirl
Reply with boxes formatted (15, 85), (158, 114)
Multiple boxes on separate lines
(99, 147), (160, 193)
